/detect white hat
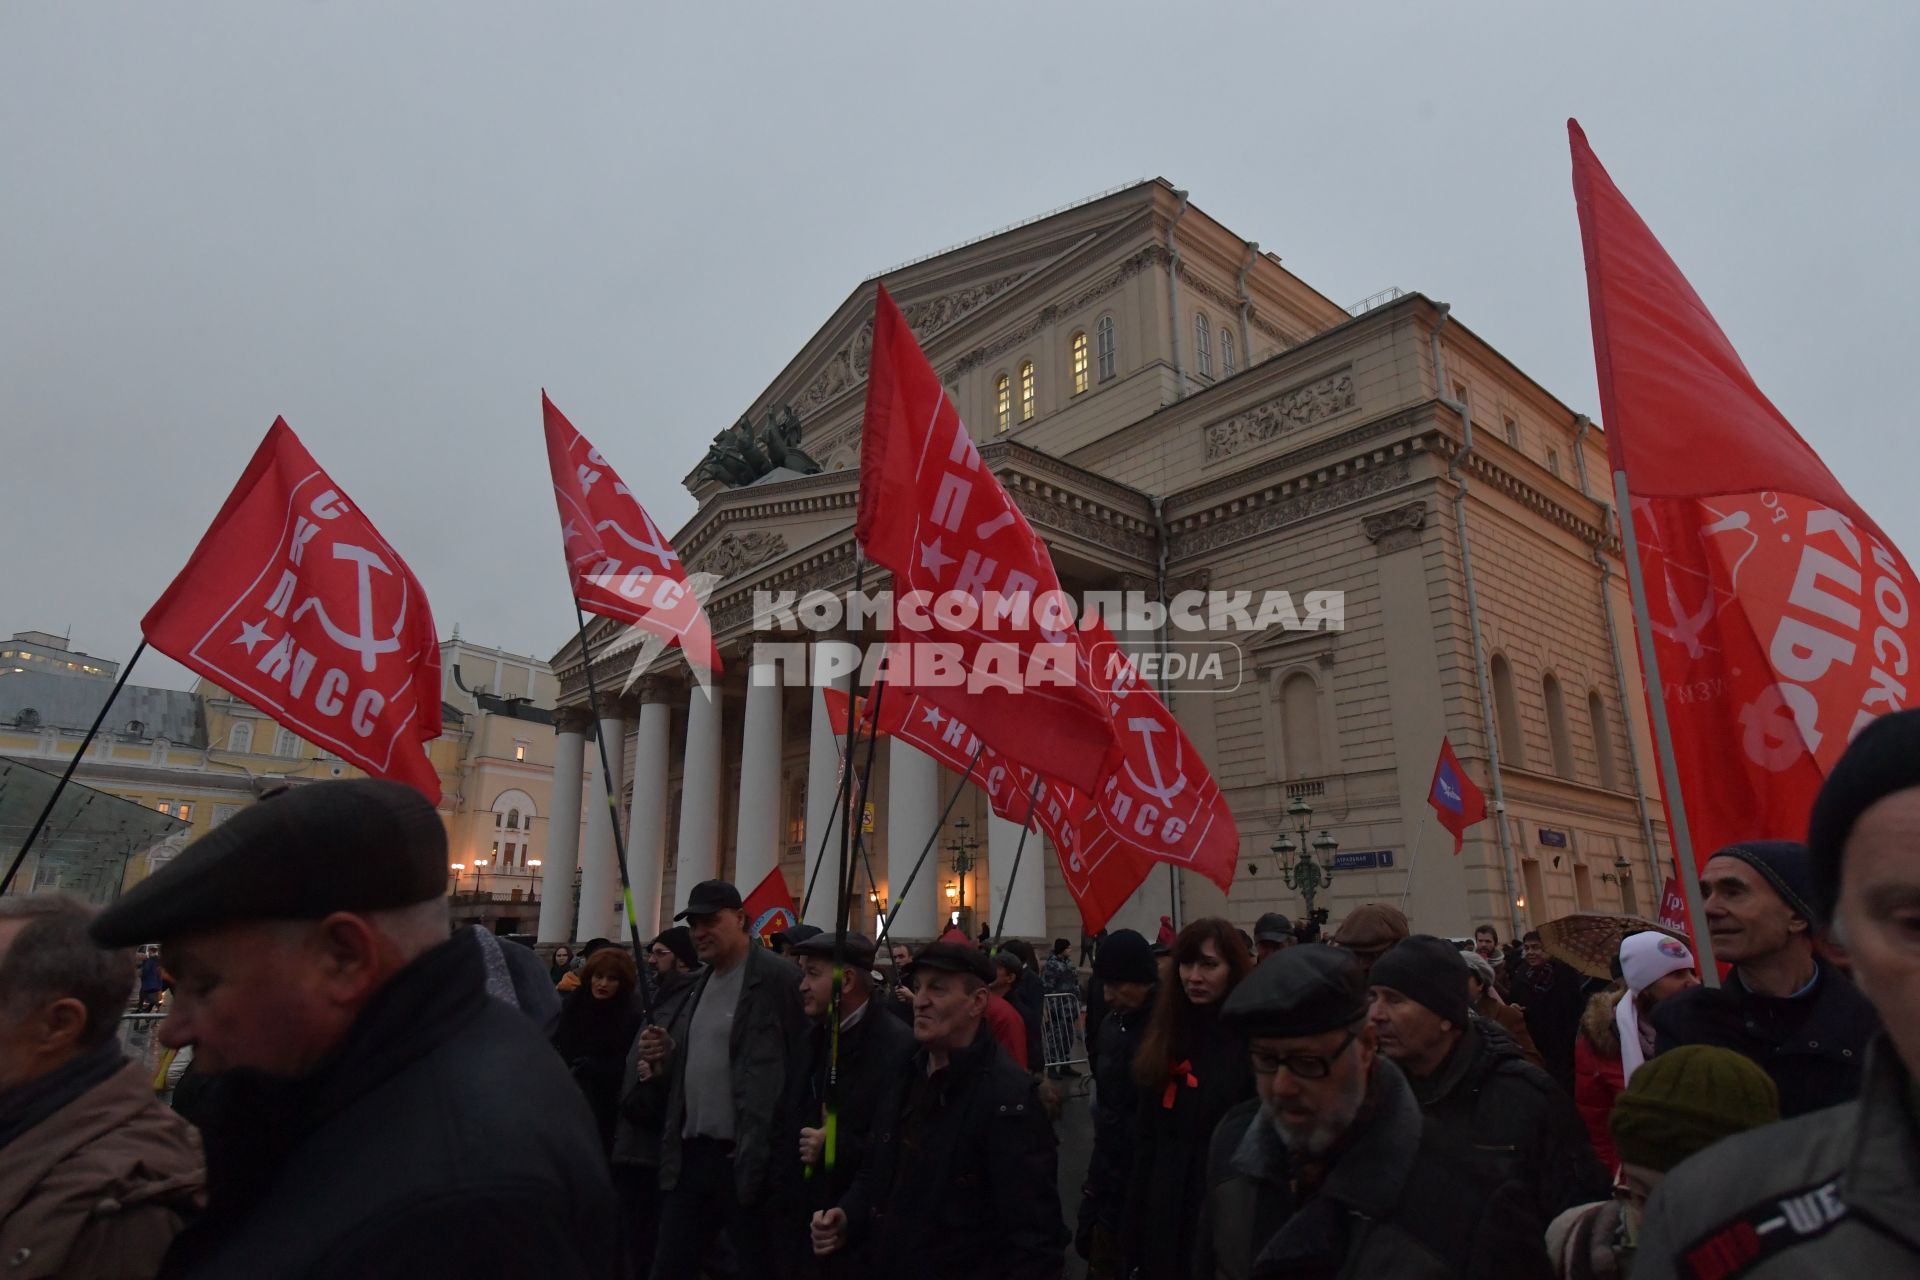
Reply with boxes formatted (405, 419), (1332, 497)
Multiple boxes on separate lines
(1616, 931), (1696, 1084)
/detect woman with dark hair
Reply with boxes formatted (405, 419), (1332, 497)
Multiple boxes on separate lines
(1122, 917), (1254, 1279)
(553, 946), (642, 1156)
(547, 943), (574, 986)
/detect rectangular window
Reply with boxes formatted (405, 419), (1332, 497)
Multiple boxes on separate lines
(1096, 316), (1116, 381)
(1019, 362), (1035, 422)
(1547, 449), (1561, 477)
(154, 800), (173, 817)
(1504, 418), (1519, 447)
(996, 375), (1011, 433)
(514, 740), (528, 762)
(176, 803), (192, 823)
(1071, 333), (1089, 396)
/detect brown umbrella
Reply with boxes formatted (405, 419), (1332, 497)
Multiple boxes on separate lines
(1536, 913), (1686, 980)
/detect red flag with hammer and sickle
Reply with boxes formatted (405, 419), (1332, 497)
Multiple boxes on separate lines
(142, 418), (444, 801)
(856, 284), (1118, 793)
(542, 392), (720, 676)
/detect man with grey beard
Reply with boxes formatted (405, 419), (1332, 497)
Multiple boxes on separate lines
(1194, 946), (1557, 1279)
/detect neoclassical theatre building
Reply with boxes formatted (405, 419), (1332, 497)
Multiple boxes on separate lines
(536, 178), (1672, 949)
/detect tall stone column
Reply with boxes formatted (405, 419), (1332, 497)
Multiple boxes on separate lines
(574, 714), (627, 943)
(802, 654), (852, 930)
(885, 737), (941, 941)
(733, 653), (785, 897)
(627, 687), (674, 941)
(676, 684), (724, 890)
(537, 712), (588, 943)
(987, 805), (1047, 940)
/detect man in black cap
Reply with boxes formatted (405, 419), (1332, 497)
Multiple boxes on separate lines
(611, 927), (704, 1279)
(1252, 912), (1295, 962)
(784, 931), (914, 1274)
(1367, 935), (1607, 1233)
(1635, 708), (1920, 1277)
(88, 778), (617, 1279)
(1074, 927), (1157, 1278)
(1649, 839), (1880, 1116)
(633, 879), (808, 1279)
(810, 942), (1066, 1278)
(1196, 944), (1554, 1277)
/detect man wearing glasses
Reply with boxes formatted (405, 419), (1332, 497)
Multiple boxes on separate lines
(1194, 945), (1556, 1278)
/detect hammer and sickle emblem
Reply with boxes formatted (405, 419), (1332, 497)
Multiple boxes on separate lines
(1122, 716), (1188, 808)
(293, 543), (407, 673)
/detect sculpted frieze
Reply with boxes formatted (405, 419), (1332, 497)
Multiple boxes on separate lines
(690, 530), (789, 581)
(791, 274), (1023, 414)
(1204, 370), (1357, 464)
(1171, 459), (1412, 560)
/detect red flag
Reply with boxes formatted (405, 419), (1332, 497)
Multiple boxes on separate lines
(820, 686), (885, 740)
(142, 419), (443, 801)
(1571, 121), (1920, 870)
(1072, 622), (1239, 894)
(742, 867), (799, 948)
(856, 286), (1118, 793)
(1426, 736), (1487, 855)
(542, 393), (720, 675)
(1657, 865), (1691, 935)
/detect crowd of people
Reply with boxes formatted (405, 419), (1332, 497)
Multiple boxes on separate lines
(2, 706), (1919, 1277)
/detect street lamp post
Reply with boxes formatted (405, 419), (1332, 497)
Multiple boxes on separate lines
(948, 818), (980, 932)
(1272, 797), (1339, 923)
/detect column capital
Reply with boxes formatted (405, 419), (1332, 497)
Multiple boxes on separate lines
(554, 705), (596, 736)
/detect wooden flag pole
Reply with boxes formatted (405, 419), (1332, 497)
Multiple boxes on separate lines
(1612, 473), (1718, 984)
(3, 640), (149, 896)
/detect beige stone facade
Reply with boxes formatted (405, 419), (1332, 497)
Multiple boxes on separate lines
(547, 179), (1671, 948)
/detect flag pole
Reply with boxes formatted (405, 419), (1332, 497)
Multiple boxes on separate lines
(800, 737), (862, 918)
(3, 640), (149, 896)
(1612, 474), (1719, 984)
(1398, 818), (1428, 915)
(992, 776), (1045, 943)
(875, 742), (985, 953)
(824, 554), (872, 1181)
(571, 598), (655, 1017)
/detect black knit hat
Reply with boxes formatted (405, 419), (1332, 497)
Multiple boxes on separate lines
(651, 926), (698, 970)
(1368, 935), (1471, 1029)
(1807, 708), (1920, 922)
(1708, 840), (1819, 927)
(1093, 929), (1155, 984)
(92, 779), (446, 948)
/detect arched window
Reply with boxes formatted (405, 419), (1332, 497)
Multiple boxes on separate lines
(274, 727), (298, 758)
(1543, 673), (1574, 779)
(1280, 672), (1324, 779)
(1589, 690), (1619, 790)
(227, 720), (252, 753)
(1491, 654), (1526, 768)
(996, 373), (1011, 433)
(1096, 314), (1117, 381)
(1221, 328), (1235, 376)
(1194, 313), (1213, 378)
(1019, 361), (1035, 422)
(1070, 332), (1090, 396)
(507, 808), (521, 830)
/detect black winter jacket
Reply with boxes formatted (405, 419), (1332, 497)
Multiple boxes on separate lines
(856, 1022), (1067, 1279)
(158, 929), (617, 1280)
(1649, 955), (1881, 1118)
(1407, 1018), (1611, 1231)
(1075, 989), (1153, 1250)
(611, 966), (701, 1169)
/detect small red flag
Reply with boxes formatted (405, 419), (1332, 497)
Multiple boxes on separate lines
(1657, 865), (1692, 936)
(142, 419), (443, 801)
(1426, 736), (1487, 855)
(542, 393), (720, 675)
(741, 866), (800, 948)
(1570, 121), (1920, 870)
(856, 286), (1118, 793)
(820, 686), (885, 740)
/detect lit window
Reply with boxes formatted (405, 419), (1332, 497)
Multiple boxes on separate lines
(1096, 314), (1117, 380)
(177, 804), (192, 823)
(1193, 314), (1212, 378)
(1221, 328), (1235, 376)
(18, 651), (31, 660)
(155, 800), (172, 817)
(996, 374), (1011, 433)
(514, 741), (527, 761)
(1019, 361), (1035, 422)
(1071, 332), (1089, 396)
(508, 808), (521, 830)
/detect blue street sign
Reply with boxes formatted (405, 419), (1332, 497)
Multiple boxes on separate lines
(1332, 850), (1396, 871)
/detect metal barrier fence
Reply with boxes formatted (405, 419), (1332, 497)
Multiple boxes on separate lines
(117, 1011), (169, 1081)
(1042, 991), (1086, 1073)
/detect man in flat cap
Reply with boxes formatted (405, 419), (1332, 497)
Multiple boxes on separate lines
(811, 942), (1066, 1278)
(1252, 913), (1295, 963)
(1649, 839), (1880, 1117)
(1367, 936), (1606, 1234)
(1635, 708), (1920, 1278)
(783, 931), (913, 1274)
(1195, 945), (1555, 1278)
(88, 778), (616, 1279)
(632, 879), (808, 1279)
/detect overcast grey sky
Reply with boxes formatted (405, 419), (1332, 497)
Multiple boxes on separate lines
(5, 2), (1914, 691)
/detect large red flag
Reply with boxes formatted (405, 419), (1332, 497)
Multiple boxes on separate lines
(542, 392), (720, 675)
(142, 419), (443, 801)
(856, 286), (1118, 793)
(1571, 121), (1920, 876)
(742, 867), (800, 948)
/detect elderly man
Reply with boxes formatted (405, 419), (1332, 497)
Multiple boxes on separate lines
(88, 779), (616, 1279)
(0, 896), (203, 1277)
(1367, 935), (1608, 1231)
(1196, 945), (1552, 1277)
(812, 942), (1065, 1278)
(1635, 708), (1920, 1276)
(1252, 913), (1294, 962)
(634, 879), (808, 1280)
(1650, 839), (1880, 1117)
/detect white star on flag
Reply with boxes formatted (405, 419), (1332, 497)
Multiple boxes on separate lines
(231, 619), (270, 654)
(918, 538), (955, 576)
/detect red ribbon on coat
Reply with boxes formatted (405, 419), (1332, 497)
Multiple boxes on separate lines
(1162, 1059), (1198, 1109)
